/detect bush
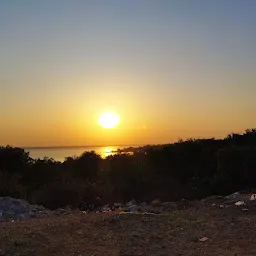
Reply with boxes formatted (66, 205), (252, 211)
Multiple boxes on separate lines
(0, 172), (27, 199)
(31, 181), (98, 210)
(1, 128), (256, 208)
(217, 146), (256, 192)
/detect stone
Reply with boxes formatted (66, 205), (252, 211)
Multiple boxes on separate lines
(0, 197), (47, 222)
(226, 192), (240, 200)
(140, 202), (147, 207)
(77, 230), (83, 235)
(54, 208), (69, 215)
(19, 213), (31, 220)
(249, 194), (256, 201)
(126, 200), (137, 207)
(129, 205), (139, 213)
(151, 199), (162, 207)
(161, 202), (178, 212)
(102, 205), (111, 212)
(114, 203), (123, 208)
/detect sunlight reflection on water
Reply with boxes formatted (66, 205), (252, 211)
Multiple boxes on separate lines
(26, 145), (133, 162)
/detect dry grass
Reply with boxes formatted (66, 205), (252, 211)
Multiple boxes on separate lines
(1, 206), (256, 256)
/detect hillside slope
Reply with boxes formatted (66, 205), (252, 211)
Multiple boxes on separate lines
(1, 205), (256, 256)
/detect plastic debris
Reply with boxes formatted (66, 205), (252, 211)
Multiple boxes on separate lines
(199, 237), (209, 242)
(235, 201), (245, 206)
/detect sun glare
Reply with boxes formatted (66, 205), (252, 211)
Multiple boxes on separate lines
(98, 112), (120, 129)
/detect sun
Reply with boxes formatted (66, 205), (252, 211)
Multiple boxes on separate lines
(98, 111), (120, 129)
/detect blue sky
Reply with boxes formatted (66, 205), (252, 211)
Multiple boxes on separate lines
(0, 0), (255, 146)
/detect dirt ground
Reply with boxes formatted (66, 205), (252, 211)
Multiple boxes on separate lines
(1, 205), (256, 256)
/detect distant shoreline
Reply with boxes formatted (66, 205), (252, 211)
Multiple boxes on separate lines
(23, 145), (143, 150)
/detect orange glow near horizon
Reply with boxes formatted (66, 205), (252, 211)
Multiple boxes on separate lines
(1, 2), (255, 147)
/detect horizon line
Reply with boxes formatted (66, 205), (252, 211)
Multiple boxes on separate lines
(21, 144), (145, 150)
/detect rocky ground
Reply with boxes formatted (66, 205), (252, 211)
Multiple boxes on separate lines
(1, 192), (256, 222)
(0, 197), (47, 222)
(1, 192), (256, 255)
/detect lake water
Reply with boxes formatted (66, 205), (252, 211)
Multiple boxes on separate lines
(25, 146), (134, 162)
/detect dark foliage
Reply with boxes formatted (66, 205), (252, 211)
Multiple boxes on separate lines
(1, 128), (256, 209)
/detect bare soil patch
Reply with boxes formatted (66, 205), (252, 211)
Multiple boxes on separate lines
(1, 205), (256, 256)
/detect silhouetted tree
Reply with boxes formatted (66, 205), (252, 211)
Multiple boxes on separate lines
(1, 128), (256, 208)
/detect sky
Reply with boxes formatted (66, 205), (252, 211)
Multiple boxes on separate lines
(0, 0), (256, 147)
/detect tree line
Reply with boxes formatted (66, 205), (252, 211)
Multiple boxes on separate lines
(1, 129), (256, 209)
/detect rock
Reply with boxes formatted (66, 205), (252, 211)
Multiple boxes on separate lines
(54, 208), (72, 215)
(19, 213), (31, 220)
(65, 206), (72, 212)
(126, 200), (137, 207)
(151, 199), (162, 207)
(226, 192), (240, 200)
(14, 240), (24, 246)
(202, 195), (224, 203)
(178, 199), (191, 209)
(102, 205), (112, 212)
(140, 202), (147, 207)
(192, 237), (199, 243)
(161, 202), (178, 212)
(250, 194), (256, 201)
(128, 205), (139, 213)
(0, 197), (47, 221)
(225, 192), (248, 204)
(113, 203), (123, 208)
(226, 193), (251, 205)
(77, 230), (83, 235)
